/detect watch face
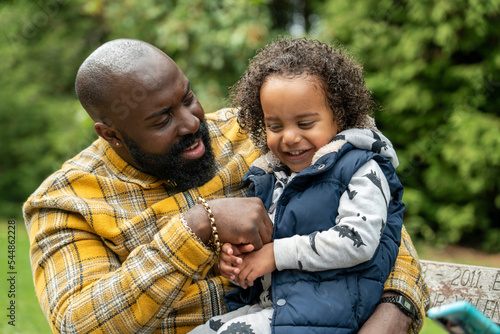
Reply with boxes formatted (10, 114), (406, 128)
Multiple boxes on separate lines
(403, 299), (413, 310)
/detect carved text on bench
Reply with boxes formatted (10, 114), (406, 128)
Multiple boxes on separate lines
(421, 260), (500, 323)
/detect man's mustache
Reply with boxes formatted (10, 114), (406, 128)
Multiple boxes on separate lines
(169, 122), (206, 155)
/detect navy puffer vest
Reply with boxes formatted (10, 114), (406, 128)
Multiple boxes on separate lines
(225, 144), (404, 333)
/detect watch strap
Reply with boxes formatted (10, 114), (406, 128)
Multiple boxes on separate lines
(378, 295), (416, 318)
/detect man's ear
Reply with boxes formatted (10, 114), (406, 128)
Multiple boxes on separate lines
(94, 122), (123, 148)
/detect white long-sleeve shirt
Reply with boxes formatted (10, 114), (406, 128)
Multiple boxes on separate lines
(273, 159), (390, 271)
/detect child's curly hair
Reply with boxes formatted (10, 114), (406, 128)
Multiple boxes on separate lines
(231, 36), (377, 152)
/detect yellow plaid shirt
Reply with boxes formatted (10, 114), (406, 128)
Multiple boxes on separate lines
(24, 109), (429, 333)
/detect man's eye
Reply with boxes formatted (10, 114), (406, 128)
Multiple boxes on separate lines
(155, 114), (172, 127)
(183, 94), (195, 106)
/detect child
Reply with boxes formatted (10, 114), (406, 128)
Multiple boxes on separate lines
(192, 37), (405, 333)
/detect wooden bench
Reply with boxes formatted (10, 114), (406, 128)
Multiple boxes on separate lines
(421, 260), (500, 324)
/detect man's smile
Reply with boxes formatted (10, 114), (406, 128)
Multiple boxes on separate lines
(180, 137), (205, 159)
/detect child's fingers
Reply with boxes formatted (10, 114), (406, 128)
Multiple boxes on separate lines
(236, 265), (256, 288)
(220, 250), (243, 266)
(221, 245), (244, 266)
(235, 244), (255, 254)
(219, 259), (240, 277)
(245, 271), (260, 286)
(222, 243), (234, 255)
(236, 276), (247, 289)
(221, 271), (236, 281)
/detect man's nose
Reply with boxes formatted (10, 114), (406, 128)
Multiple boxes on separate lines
(177, 109), (200, 136)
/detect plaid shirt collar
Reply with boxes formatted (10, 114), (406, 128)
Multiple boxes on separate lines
(96, 137), (172, 189)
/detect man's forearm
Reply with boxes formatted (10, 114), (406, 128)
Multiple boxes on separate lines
(30, 212), (215, 333)
(359, 292), (412, 334)
(382, 227), (431, 332)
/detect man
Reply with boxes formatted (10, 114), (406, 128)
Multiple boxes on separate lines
(24, 38), (429, 333)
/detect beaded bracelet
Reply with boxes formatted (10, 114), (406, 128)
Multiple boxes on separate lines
(197, 197), (221, 255)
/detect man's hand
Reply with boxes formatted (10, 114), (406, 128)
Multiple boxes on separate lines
(185, 197), (273, 251)
(358, 292), (412, 334)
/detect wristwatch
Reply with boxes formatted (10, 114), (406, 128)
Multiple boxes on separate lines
(378, 295), (416, 319)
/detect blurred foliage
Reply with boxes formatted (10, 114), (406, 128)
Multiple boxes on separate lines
(316, 0), (500, 251)
(0, 0), (96, 218)
(84, 0), (274, 111)
(1, 0), (499, 251)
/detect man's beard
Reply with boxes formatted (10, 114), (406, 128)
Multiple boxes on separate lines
(122, 122), (216, 192)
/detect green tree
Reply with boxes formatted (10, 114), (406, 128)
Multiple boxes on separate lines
(84, 0), (273, 111)
(315, 0), (500, 251)
(0, 0), (274, 218)
(0, 1), (98, 218)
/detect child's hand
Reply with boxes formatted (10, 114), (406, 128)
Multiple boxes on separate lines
(235, 243), (276, 288)
(219, 243), (243, 281)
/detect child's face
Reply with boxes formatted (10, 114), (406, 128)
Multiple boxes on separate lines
(260, 74), (338, 173)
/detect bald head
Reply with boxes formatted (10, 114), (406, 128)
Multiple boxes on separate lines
(75, 39), (172, 123)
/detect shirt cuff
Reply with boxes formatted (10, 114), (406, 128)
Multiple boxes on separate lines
(274, 236), (299, 270)
(154, 215), (215, 279)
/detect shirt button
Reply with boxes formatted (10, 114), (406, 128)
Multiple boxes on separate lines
(276, 299), (286, 306)
(318, 164), (325, 169)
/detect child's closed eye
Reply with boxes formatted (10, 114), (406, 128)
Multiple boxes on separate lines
(267, 124), (283, 131)
(298, 121), (314, 128)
